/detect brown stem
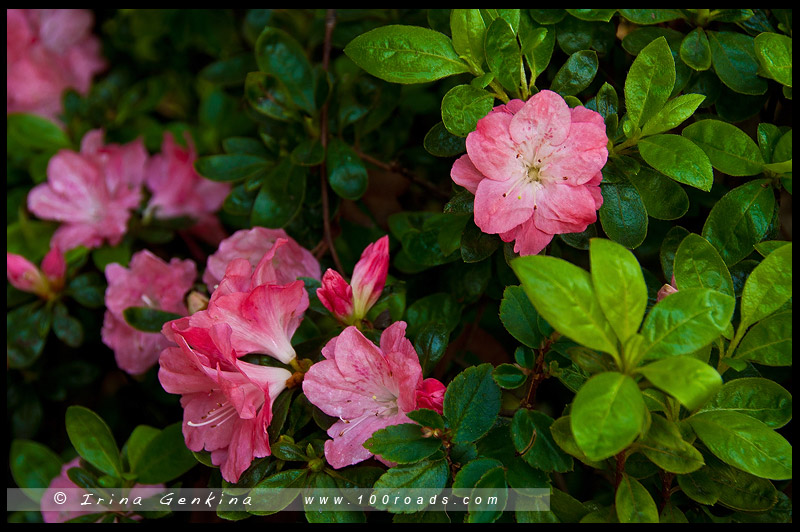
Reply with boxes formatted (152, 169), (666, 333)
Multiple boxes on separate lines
(523, 338), (553, 409)
(614, 451), (627, 490)
(319, 9), (344, 275)
(659, 472), (675, 513)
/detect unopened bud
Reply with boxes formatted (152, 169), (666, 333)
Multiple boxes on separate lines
(187, 290), (209, 314)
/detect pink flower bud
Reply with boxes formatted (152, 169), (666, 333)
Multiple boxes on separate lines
(351, 235), (390, 320)
(316, 269), (355, 322)
(415, 378), (446, 414)
(6, 252), (48, 296)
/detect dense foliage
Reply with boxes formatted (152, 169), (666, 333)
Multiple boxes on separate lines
(7, 8), (792, 524)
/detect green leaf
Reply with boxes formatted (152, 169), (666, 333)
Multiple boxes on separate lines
(571, 372), (647, 461)
(372, 459), (449, 512)
(619, 9), (684, 24)
(485, 18), (522, 95)
(245, 71), (298, 122)
(7, 302), (51, 369)
(440, 85), (494, 137)
(637, 415), (704, 474)
(639, 288), (735, 360)
(754, 32), (792, 87)
(123, 425), (160, 473)
(406, 409), (445, 430)
(702, 179), (775, 266)
(364, 424), (443, 464)
(624, 36), (675, 129)
(550, 50), (599, 96)
(122, 307), (182, 333)
(194, 154), (268, 182)
(413, 323), (450, 375)
(566, 9), (617, 22)
(290, 139), (324, 166)
(698, 378), (792, 429)
(519, 16), (554, 82)
(598, 180), (648, 249)
(492, 364), (527, 389)
(251, 469), (310, 515)
(467, 467), (508, 523)
(450, 9), (488, 69)
(255, 27), (315, 113)
(499, 285), (544, 348)
(344, 25), (469, 84)
(689, 411), (792, 480)
(673, 233), (734, 297)
(707, 31), (768, 95)
(703, 456), (779, 512)
(615, 474), (659, 523)
(739, 242), (792, 329)
(252, 159), (306, 228)
(636, 356), (722, 410)
(511, 410), (573, 472)
(680, 28), (712, 71)
(443, 364), (502, 443)
(589, 238), (648, 346)
(326, 138), (367, 201)
(7, 113), (71, 151)
(677, 468), (720, 505)
(682, 120), (765, 176)
(423, 122), (466, 157)
(10, 440), (63, 501)
(65, 406), (122, 477)
(133, 423), (197, 484)
(452, 458), (503, 495)
(624, 166), (689, 221)
(640, 94), (705, 137)
(512, 255), (619, 360)
(733, 309), (791, 366)
(637, 134), (713, 191)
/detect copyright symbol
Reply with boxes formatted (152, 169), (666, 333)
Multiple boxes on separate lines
(53, 491), (67, 505)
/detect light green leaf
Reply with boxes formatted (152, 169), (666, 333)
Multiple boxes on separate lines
(682, 120), (765, 176)
(636, 356), (722, 410)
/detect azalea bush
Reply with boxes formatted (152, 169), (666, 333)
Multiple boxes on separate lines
(7, 8), (793, 524)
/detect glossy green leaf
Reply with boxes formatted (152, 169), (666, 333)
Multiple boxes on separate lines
(372, 459), (448, 511)
(624, 37), (675, 129)
(65, 406), (122, 477)
(364, 423), (443, 464)
(739, 242), (792, 329)
(345, 25), (469, 84)
(194, 153), (268, 182)
(708, 31), (768, 95)
(133, 423), (197, 484)
(673, 233), (734, 296)
(640, 94), (705, 137)
(689, 411), (792, 480)
(598, 180), (648, 249)
(636, 356), (722, 410)
(699, 377), (792, 429)
(512, 255), (619, 359)
(702, 179), (775, 266)
(571, 372), (647, 461)
(255, 27), (315, 113)
(680, 28), (712, 71)
(326, 138), (367, 201)
(640, 288), (735, 360)
(511, 409), (573, 472)
(619, 9), (684, 24)
(252, 159), (306, 228)
(624, 166), (689, 221)
(638, 134), (713, 191)
(637, 415), (704, 473)
(423, 122), (467, 157)
(682, 120), (764, 176)
(551, 51), (598, 96)
(754, 32), (792, 87)
(615, 474), (659, 523)
(122, 307), (182, 333)
(734, 309), (792, 366)
(499, 285), (544, 348)
(440, 84), (494, 137)
(450, 9), (487, 68)
(10, 440), (63, 501)
(703, 456), (779, 512)
(485, 18), (522, 95)
(492, 364), (527, 389)
(443, 364), (501, 443)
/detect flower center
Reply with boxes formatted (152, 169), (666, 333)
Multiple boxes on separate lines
(526, 164), (542, 184)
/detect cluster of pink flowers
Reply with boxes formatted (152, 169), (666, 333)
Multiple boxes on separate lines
(27, 129), (230, 253)
(451, 90), (607, 256)
(151, 232), (444, 480)
(7, 9), (106, 121)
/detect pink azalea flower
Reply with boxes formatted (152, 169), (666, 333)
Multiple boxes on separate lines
(451, 90), (608, 256)
(203, 227), (321, 292)
(7, 9), (106, 121)
(302, 321), (447, 469)
(159, 322), (292, 483)
(6, 247), (65, 298)
(27, 130), (148, 252)
(102, 250), (197, 375)
(40, 457), (163, 523)
(144, 131), (231, 222)
(317, 235), (389, 324)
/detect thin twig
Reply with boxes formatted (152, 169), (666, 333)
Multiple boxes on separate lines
(353, 147), (452, 201)
(319, 9), (344, 275)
